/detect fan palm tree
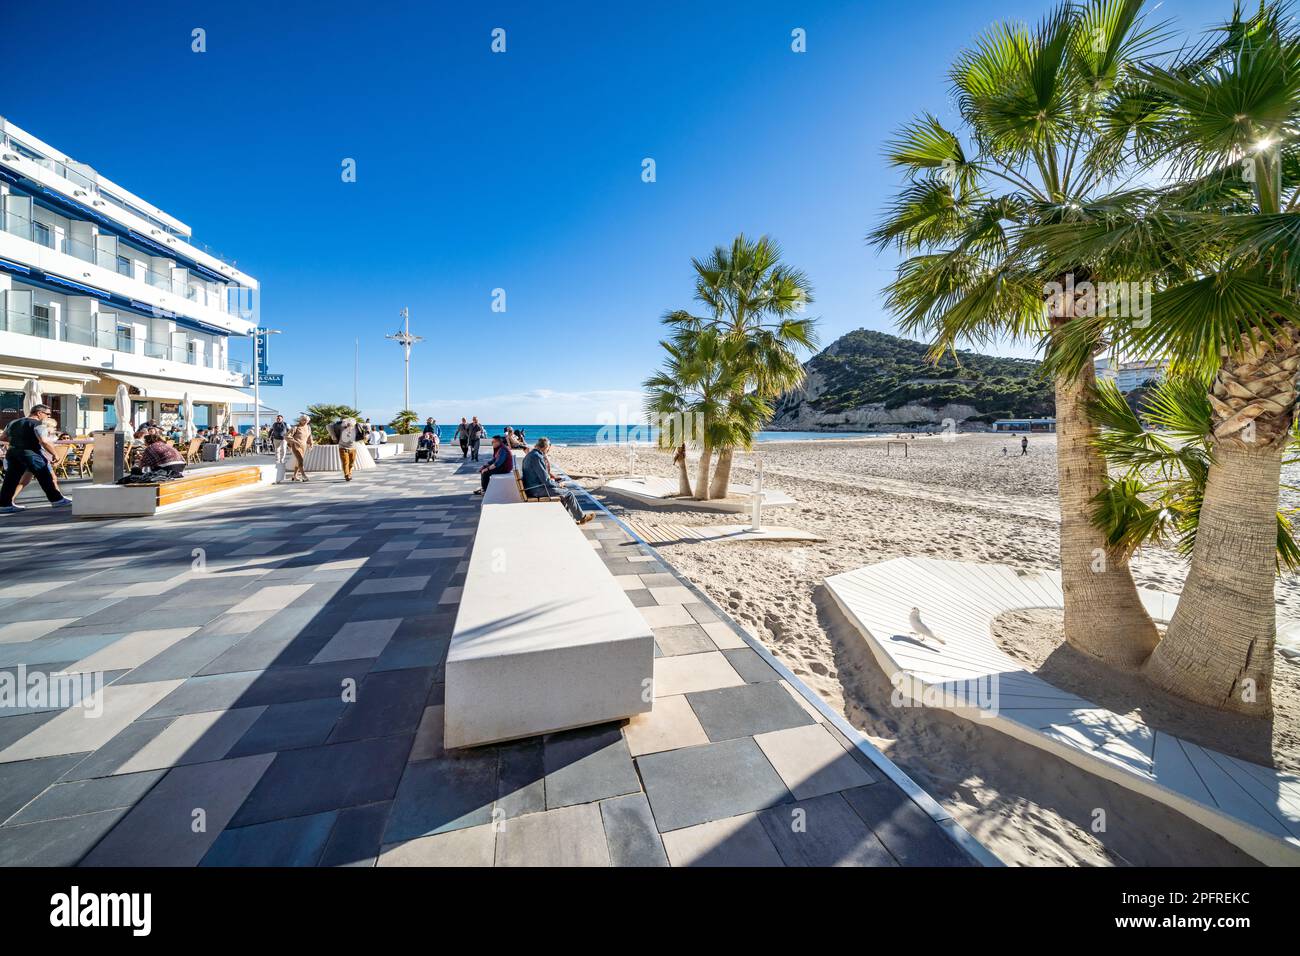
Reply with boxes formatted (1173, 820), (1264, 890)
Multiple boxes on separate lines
(870, 0), (1168, 667)
(1031, 3), (1300, 713)
(669, 236), (818, 499)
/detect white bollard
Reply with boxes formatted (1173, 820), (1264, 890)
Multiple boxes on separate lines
(750, 455), (764, 532)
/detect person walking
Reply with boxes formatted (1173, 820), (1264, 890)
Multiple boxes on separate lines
(455, 418), (470, 459)
(329, 416), (362, 481)
(268, 414), (290, 466)
(1019, 435), (1029, 456)
(0, 404), (73, 514)
(468, 416), (485, 462)
(287, 414), (313, 482)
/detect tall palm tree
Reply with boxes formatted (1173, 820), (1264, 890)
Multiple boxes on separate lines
(1034, 3), (1300, 713)
(671, 236), (818, 499)
(871, 0), (1168, 667)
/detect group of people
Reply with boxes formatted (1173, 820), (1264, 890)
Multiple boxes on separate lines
(473, 432), (590, 524)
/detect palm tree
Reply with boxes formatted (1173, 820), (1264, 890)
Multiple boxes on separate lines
(871, 0), (1168, 667)
(389, 409), (419, 435)
(1035, 4), (1300, 713)
(305, 402), (361, 445)
(670, 236), (818, 499)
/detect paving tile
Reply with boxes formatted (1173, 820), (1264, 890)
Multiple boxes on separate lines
(701, 621), (748, 649)
(312, 618), (402, 663)
(352, 576), (430, 596)
(683, 602), (720, 624)
(0, 711), (59, 752)
(59, 719), (176, 781)
(383, 752), (498, 843)
(227, 697), (347, 757)
(495, 803), (610, 867)
(0, 808), (130, 866)
(497, 738), (546, 820)
(652, 652), (745, 697)
(5, 770), (166, 826)
(638, 736), (793, 831)
(841, 784), (975, 867)
(623, 695), (709, 757)
(780, 679), (827, 723)
(638, 573), (681, 589)
(112, 624), (259, 684)
(758, 792), (896, 866)
(0, 680), (184, 763)
(624, 590), (657, 608)
(200, 811), (338, 866)
(660, 812), (785, 867)
(226, 584), (313, 614)
(318, 801), (392, 867)
(722, 647), (781, 683)
(0, 754), (87, 822)
(231, 735), (413, 827)
(754, 724), (877, 799)
(80, 753), (276, 866)
(638, 604), (694, 629)
(542, 724), (640, 809)
(378, 823), (496, 867)
(652, 624), (716, 656)
(114, 707), (267, 774)
(328, 668), (432, 742)
(687, 681), (817, 742)
(600, 792), (668, 867)
(0, 618), (79, 644)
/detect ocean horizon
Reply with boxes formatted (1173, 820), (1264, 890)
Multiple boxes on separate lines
(375, 424), (884, 445)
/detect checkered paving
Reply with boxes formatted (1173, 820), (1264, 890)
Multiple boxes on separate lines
(0, 457), (984, 866)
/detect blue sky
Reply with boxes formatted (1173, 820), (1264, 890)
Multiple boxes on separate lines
(6, 0), (1228, 423)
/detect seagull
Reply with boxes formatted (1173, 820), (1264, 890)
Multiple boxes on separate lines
(908, 607), (946, 645)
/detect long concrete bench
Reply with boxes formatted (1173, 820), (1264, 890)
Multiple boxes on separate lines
(444, 502), (655, 749)
(73, 464), (275, 518)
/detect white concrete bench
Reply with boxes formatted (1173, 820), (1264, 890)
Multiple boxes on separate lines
(825, 556), (1300, 866)
(73, 464), (276, 518)
(444, 502), (654, 748)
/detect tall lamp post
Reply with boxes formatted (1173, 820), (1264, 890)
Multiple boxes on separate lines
(386, 307), (423, 414)
(252, 327), (281, 447)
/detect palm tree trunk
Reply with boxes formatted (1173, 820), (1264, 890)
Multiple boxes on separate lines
(674, 443), (693, 497)
(1055, 361), (1161, 668)
(695, 443), (713, 501)
(1144, 330), (1298, 716)
(709, 446), (733, 499)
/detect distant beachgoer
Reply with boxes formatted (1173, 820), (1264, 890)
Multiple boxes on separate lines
(468, 417), (485, 461)
(287, 415), (313, 482)
(474, 435), (513, 495)
(522, 437), (591, 524)
(1002, 447), (1008, 457)
(455, 418), (470, 459)
(1020, 436), (1029, 456)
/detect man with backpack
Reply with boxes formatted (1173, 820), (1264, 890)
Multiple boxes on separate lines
(0, 404), (73, 514)
(268, 414), (290, 465)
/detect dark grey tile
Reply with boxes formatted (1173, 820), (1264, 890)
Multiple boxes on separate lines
(113, 627), (250, 684)
(318, 801), (391, 867)
(0, 808), (129, 866)
(686, 682), (816, 742)
(383, 752), (498, 842)
(227, 697), (347, 757)
(0, 710), (59, 752)
(623, 589), (656, 608)
(652, 624), (716, 656)
(841, 783), (974, 867)
(722, 647), (780, 683)
(759, 792), (897, 866)
(496, 739), (545, 820)
(637, 736), (793, 832)
(328, 668), (432, 742)
(60, 719), (176, 781)
(6, 769), (166, 826)
(0, 754), (87, 822)
(543, 724), (640, 809)
(231, 735), (412, 827)
(200, 811), (338, 866)
(600, 792), (668, 867)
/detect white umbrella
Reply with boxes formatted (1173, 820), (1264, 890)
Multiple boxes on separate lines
(182, 392), (196, 441)
(115, 384), (130, 433)
(21, 378), (40, 415)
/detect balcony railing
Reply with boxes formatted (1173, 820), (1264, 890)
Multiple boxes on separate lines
(0, 308), (244, 374)
(0, 207), (234, 313)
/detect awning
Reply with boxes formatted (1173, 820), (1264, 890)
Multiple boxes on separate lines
(108, 372), (252, 406)
(0, 364), (97, 396)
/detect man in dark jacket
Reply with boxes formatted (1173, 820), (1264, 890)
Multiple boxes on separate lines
(520, 437), (590, 523)
(468, 417), (485, 461)
(268, 415), (290, 464)
(474, 435), (513, 495)
(1, 405), (73, 514)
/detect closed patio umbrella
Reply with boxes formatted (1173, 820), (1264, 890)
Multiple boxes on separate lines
(115, 383), (131, 432)
(21, 378), (40, 415)
(182, 392), (196, 441)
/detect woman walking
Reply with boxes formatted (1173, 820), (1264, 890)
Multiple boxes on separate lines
(287, 414), (313, 482)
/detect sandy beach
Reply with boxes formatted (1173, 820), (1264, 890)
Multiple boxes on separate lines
(555, 433), (1299, 866)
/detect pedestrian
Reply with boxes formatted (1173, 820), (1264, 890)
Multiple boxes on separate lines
(1020, 435), (1029, 456)
(468, 416), (485, 462)
(474, 434), (513, 495)
(0, 404), (74, 514)
(329, 416), (362, 482)
(268, 414), (290, 465)
(287, 414), (312, 482)
(455, 418), (470, 459)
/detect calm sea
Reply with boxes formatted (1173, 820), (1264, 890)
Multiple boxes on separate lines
(394, 425), (876, 446)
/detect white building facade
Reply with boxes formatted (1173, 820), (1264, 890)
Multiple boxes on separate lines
(0, 116), (256, 436)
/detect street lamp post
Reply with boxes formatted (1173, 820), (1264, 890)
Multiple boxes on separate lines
(386, 307), (423, 414)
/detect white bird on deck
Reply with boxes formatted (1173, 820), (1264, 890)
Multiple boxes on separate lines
(908, 607), (946, 645)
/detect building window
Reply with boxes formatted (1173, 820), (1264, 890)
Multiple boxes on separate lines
(116, 255), (131, 277)
(115, 324), (134, 353)
(31, 220), (52, 248)
(32, 304), (51, 338)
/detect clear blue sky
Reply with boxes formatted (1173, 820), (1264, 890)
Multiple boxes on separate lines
(6, 0), (1228, 423)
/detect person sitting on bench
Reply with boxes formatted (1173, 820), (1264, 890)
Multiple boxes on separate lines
(521, 437), (591, 524)
(475, 435), (513, 495)
(138, 434), (186, 477)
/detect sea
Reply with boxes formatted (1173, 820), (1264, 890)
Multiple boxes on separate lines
(388, 425), (877, 446)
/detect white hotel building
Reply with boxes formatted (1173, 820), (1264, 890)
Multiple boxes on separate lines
(0, 116), (256, 436)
